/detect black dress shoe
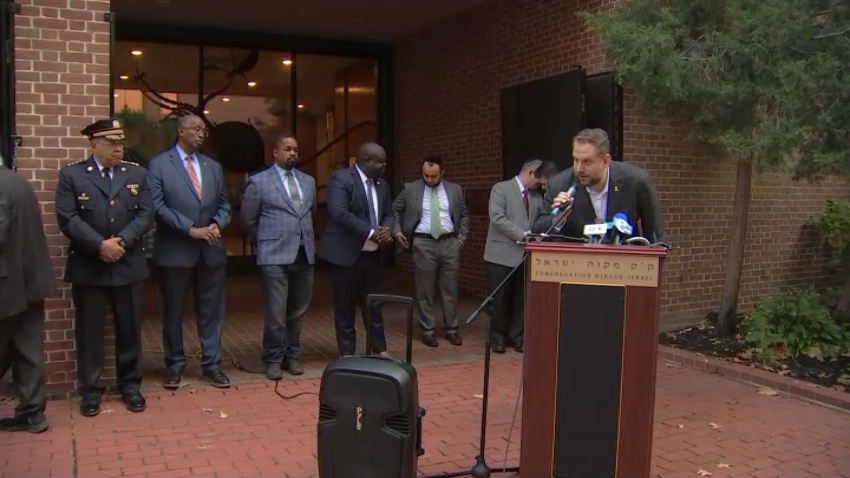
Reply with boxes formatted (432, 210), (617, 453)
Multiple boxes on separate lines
(422, 335), (439, 347)
(514, 343), (523, 353)
(492, 343), (506, 353)
(446, 332), (463, 346)
(163, 369), (183, 390)
(122, 392), (146, 412)
(284, 358), (304, 376)
(203, 368), (231, 388)
(0, 415), (49, 433)
(80, 398), (100, 417)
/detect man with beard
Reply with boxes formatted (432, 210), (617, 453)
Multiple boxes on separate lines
(319, 142), (394, 358)
(537, 128), (665, 243)
(147, 114), (232, 389)
(55, 118), (154, 416)
(240, 133), (316, 379)
(392, 154), (468, 347)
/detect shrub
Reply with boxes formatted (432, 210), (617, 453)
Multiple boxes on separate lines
(743, 287), (849, 362)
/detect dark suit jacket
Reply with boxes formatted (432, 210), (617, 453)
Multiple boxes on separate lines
(56, 157), (154, 286)
(391, 178), (469, 244)
(147, 147), (232, 269)
(534, 160), (666, 242)
(0, 168), (54, 319)
(319, 165), (394, 267)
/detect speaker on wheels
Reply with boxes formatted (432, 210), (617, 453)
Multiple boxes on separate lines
(317, 294), (426, 478)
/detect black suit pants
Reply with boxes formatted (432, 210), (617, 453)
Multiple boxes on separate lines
(486, 261), (525, 346)
(0, 302), (47, 419)
(331, 251), (387, 355)
(72, 283), (143, 399)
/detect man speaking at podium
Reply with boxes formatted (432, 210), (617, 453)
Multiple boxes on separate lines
(536, 128), (666, 243)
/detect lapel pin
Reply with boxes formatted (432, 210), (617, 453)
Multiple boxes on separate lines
(121, 166), (127, 171)
(87, 166), (93, 171)
(613, 185), (620, 192)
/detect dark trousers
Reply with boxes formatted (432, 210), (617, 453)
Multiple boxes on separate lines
(259, 248), (314, 363)
(331, 251), (387, 355)
(72, 284), (143, 399)
(0, 302), (46, 419)
(486, 261), (525, 346)
(158, 262), (226, 371)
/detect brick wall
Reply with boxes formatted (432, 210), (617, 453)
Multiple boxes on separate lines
(393, 0), (850, 331)
(13, 0), (112, 393)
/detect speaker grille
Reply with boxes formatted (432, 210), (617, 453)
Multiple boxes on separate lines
(384, 412), (411, 435)
(319, 402), (337, 423)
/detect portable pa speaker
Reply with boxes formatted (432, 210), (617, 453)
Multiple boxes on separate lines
(317, 295), (425, 478)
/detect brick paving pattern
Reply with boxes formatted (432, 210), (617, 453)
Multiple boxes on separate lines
(2, 358), (849, 478)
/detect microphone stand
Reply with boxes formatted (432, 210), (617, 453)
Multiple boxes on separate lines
(420, 208), (583, 478)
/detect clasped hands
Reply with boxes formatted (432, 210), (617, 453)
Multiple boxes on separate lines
(370, 226), (393, 246)
(190, 223), (221, 245)
(98, 237), (124, 263)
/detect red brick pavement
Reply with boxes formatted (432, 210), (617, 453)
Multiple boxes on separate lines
(1, 358), (849, 478)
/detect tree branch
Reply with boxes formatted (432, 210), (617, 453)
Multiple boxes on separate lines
(814, 26), (850, 39)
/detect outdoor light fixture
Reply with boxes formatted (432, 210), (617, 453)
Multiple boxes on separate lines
(222, 97), (231, 102)
(282, 59), (293, 65)
(247, 81), (257, 87)
(130, 50), (143, 56)
(119, 75), (129, 80)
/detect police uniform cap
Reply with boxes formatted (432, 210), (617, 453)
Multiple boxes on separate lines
(81, 118), (125, 141)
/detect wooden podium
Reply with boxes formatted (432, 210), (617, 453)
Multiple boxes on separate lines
(519, 241), (667, 478)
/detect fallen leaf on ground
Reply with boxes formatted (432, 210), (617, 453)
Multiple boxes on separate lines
(219, 412), (228, 419)
(666, 363), (678, 368)
(473, 394), (483, 399)
(189, 389), (198, 395)
(757, 386), (779, 396)
(818, 441), (829, 446)
(202, 408), (214, 413)
(726, 400), (738, 405)
(697, 470), (712, 476)
(677, 424), (685, 429)
(197, 445), (207, 450)
(709, 422), (721, 429)
(102, 409), (113, 414)
(717, 463), (731, 468)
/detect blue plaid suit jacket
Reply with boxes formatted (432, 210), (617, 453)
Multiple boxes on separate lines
(240, 165), (316, 266)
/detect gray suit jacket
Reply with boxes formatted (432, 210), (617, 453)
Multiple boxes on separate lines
(391, 179), (469, 243)
(533, 160), (666, 243)
(0, 168), (54, 319)
(147, 147), (232, 268)
(240, 165), (317, 266)
(484, 177), (543, 267)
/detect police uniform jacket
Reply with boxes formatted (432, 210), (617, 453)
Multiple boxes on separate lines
(55, 157), (155, 287)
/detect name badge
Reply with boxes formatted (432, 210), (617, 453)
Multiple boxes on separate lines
(77, 193), (90, 201)
(583, 223), (608, 236)
(126, 184), (139, 196)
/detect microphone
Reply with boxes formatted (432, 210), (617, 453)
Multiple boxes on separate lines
(549, 183), (578, 215)
(583, 217), (608, 244)
(611, 212), (633, 245)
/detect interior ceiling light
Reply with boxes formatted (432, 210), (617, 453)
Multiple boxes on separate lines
(247, 81), (257, 87)
(113, 93), (119, 97)
(119, 75), (129, 80)
(203, 110), (210, 114)
(282, 59), (292, 65)
(222, 97), (230, 102)
(297, 104), (305, 109)
(130, 50), (143, 56)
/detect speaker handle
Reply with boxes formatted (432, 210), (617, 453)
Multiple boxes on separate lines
(365, 294), (415, 364)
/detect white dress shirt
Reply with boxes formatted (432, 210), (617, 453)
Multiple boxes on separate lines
(414, 182), (454, 235)
(176, 144), (202, 183)
(355, 164), (379, 252)
(587, 168), (610, 221)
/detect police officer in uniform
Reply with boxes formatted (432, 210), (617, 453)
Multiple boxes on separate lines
(55, 118), (154, 417)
